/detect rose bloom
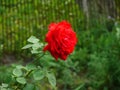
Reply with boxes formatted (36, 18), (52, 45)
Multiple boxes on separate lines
(43, 20), (77, 60)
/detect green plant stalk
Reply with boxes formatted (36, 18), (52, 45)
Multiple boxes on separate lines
(25, 70), (33, 78)
(15, 70), (33, 90)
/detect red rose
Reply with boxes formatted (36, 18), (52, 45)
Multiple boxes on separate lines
(43, 20), (77, 60)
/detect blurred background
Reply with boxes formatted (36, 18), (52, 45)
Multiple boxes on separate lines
(0, 0), (120, 90)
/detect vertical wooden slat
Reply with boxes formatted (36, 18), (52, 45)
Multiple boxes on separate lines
(0, 0), (3, 52)
(10, 0), (13, 52)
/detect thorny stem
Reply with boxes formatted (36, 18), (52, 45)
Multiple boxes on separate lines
(15, 53), (45, 90)
(15, 70), (33, 90)
(22, 70), (33, 89)
(25, 70), (33, 78)
(33, 53), (45, 64)
(27, 52), (45, 65)
(15, 53), (46, 89)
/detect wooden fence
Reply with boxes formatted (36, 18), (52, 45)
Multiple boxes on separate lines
(0, 0), (119, 53)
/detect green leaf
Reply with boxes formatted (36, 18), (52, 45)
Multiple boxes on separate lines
(31, 50), (39, 54)
(116, 27), (120, 38)
(16, 65), (27, 71)
(1, 83), (8, 88)
(32, 43), (41, 50)
(22, 44), (33, 49)
(27, 36), (39, 43)
(16, 77), (26, 84)
(0, 87), (7, 90)
(74, 84), (85, 90)
(13, 68), (22, 77)
(26, 64), (36, 71)
(23, 84), (35, 90)
(16, 65), (24, 69)
(47, 73), (56, 87)
(33, 70), (45, 80)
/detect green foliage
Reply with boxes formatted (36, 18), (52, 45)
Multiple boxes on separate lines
(47, 73), (56, 88)
(0, 36), (57, 90)
(3, 63), (56, 89)
(0, 83), (11, 90)
(72, 22), (120, 90)
(33, 70), (45, 80)
(22, 36), (44, 54)
(13, 68), (23, 77)
(16, 77), (26, 84)
(0, 1), (120, 90)
(0, 66), (13, 84)
(0, 22), (120, 90)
